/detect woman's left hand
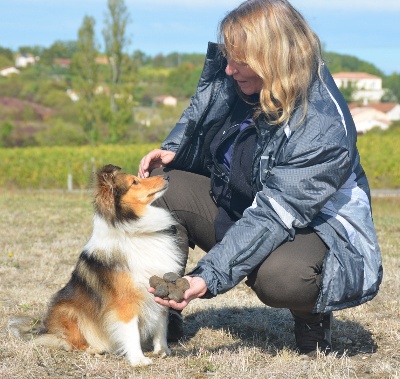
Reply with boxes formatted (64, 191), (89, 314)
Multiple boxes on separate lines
(148, 276), (208, 311)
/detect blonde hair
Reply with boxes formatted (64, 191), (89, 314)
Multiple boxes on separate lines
(219, 0), (323, 125)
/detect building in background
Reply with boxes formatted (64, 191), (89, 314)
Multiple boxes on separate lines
(0, 66), (20, 77)
(15, 53), (37, 68)
(333, 72), (385, 103)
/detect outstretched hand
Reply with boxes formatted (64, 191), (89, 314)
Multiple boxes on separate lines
(138, 149), (176, 178)
(148, 276), (208, 311)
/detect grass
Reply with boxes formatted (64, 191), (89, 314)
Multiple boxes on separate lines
(0, 189), (399, 378)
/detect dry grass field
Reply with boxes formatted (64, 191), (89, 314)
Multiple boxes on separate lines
(0, 189), (399, 379)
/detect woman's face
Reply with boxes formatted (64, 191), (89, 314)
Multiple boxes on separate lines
(225, 57), (263, 95)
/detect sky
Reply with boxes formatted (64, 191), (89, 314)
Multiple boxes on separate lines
(2, 0), (400, 74)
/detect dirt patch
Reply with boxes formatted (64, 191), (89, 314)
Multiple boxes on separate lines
(0, 96), (54, 121)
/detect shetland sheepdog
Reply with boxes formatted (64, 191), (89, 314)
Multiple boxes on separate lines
(9, 164), (183, 367)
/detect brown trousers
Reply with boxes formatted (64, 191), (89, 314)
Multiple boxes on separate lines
(152, 168), (327, 317)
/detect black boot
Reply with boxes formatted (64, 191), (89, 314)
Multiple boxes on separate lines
(167, 309), (184, 342)
(291, 311), (332, 356)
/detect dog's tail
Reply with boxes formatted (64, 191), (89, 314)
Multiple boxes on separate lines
(8, 315), (72, 350)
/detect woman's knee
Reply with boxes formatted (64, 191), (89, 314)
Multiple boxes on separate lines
(246, 229), (326, 311)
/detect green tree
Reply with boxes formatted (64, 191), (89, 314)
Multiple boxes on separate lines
(102, 0), (132, 142)
(17, 45), (44, 58)
(41, 40), (78, 65)
(323, 51), (384, 77)
(166, 63), (202, 98)
(339, 81), (356, 103)
(72, 15), (100, 144)
(0, 46), (14, 67)
(0, 120), (14, 147)
(132, 50), (151, 68)
(383, 73), (400, 103)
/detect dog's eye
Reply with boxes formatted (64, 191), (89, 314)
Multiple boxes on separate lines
(132, 179), (139, 185)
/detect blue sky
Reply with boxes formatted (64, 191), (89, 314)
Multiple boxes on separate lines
(2, 0), (400, 74)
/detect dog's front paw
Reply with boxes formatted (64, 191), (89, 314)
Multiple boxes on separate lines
(128, 355), (153, 367)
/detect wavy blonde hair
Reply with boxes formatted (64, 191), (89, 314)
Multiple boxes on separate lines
(219, 0), (323, 125)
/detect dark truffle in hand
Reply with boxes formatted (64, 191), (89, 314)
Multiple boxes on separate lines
(168, 288), (185, 303)
(163, 272), (180, 283)
(153, 283), (169, 299)
(175, 277), (190, 291)
(149, 275), (164, 288)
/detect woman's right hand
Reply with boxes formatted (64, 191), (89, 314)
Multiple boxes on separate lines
(138, 149), (176, 178)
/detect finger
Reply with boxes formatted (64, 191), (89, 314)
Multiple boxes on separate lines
(138, 155), (152, 178)
(166, 299), (188, 311)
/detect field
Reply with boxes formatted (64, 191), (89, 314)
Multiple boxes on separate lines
(0, 130), (400, 190)
(0, 190), (399, 379)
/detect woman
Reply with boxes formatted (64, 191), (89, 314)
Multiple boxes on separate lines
(138, 0), (382, 355)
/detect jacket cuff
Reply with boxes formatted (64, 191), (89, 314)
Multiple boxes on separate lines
(187, 265), (218, 299)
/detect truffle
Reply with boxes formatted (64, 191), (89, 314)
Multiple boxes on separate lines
(149, 273), (190, 303)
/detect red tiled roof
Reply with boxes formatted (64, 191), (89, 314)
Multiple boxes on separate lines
(332, 72), (381, 80)
(368, 103), (398, 113)
(348, 102), (398, 113)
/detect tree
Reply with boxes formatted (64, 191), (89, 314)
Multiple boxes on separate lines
(132, 50), (151, 68)
(339, 81), (355, 103)
(0, 46), (14, 62)
(383, 73), (400, 103)
(166, 63), (202, 98)
(72, 16), (99, 144)
(102, 0), (132, 142)
(323, 51), (384, 77)
(41, 40), (78, 64)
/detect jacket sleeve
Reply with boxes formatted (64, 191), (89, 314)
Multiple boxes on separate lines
(161, 42), (237, 174)
(190, 109), (352, 296)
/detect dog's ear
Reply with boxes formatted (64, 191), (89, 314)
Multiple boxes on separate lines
(97, 164), (122, 188)
(100, 164), (121, 176)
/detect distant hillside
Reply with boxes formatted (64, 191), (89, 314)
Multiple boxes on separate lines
(323, 51), (384, 77)
(0, 97), (54, 120)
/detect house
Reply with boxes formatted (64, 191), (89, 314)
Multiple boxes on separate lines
(95, 56), (109, 65)
(15, 53), (37, 68)
(66, 89), (79, 102)
(53, 58), (72, 68)
(0, 66), (20, 77)
(367, 102), (400, 121)
(332, 72), (385, 103)
(154, 95), (177, 107)
(350, 106), (391, 134)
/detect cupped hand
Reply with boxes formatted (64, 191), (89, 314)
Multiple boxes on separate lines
(148, 276), (208, 311)
(138, 149), (176, 178)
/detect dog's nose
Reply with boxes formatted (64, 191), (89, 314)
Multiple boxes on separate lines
(163, 175), (170, 182)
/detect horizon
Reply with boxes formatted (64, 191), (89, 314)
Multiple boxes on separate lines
(2, 1), (400, 75)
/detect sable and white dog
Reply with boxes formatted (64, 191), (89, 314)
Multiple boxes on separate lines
(9, 164), (183, 367)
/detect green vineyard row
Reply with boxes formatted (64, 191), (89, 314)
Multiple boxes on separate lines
(0, 135), (399, 189)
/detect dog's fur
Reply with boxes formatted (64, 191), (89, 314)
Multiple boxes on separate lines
(9, 164), (183, 366)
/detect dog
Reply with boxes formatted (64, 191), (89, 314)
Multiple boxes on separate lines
(9, 164), (184, 367)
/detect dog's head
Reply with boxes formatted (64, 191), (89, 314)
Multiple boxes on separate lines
(94, 164), (169, 225)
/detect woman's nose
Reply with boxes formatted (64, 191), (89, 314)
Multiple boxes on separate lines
(225, 60), (238, 76)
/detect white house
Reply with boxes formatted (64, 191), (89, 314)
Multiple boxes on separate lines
(154, 95), (178, 107)
(350, 107), (391, 134)
(333, 72), (385, 103)
(15, 53), (37, 68)
(66, 89), (79, 102)
(367, 102), (400, 121)
(0, 66), (20, 77)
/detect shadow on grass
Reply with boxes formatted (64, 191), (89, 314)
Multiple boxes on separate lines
(180, 306), (377, 357)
